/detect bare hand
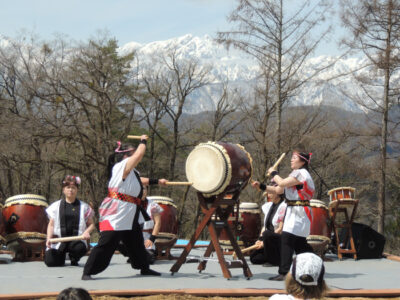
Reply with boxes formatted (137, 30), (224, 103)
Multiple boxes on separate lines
(82, 232), (91, 240)
(251, 181), (260, 189)
(141, 134), (149, 141)
(46, 238), (52, 248)
(255, 240), (263, 249)
(144, 239), (153, 248)
(158, 179), (168, 186)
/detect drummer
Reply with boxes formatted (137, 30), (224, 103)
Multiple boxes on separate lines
(45, 175), (95, 267)
(250, 180), (286, 266)
(118, 186), (163, 265)
(254, 150), (315, 281)
(82, 138), (167, 280)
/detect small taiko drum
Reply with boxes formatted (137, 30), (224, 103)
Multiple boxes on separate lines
(309, 199), (330, 238)
(185, 141), (252, 197)
(147, 196), (178, 235)
(328, 187), (356, 202)
(3, 194), (48, 253)
(239, 202), (262, 247)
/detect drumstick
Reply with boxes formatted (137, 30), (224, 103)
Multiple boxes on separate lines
(266, 153), (286, 176)
(127, 135), (150, 140)
(165, 181), (193, 186)
(232, 244), (260, 259)
(49, 235), (85, 243)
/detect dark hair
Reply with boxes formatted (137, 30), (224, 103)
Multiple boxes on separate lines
(62, 175), (81, 188)
(107, 143), (135, 180)
(293, 149), (311, 171)
(57, 287), (92, 300)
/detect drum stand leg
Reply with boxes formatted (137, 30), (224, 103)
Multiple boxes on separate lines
(170, 192), (253, 279)
(329, 200), (359, 260)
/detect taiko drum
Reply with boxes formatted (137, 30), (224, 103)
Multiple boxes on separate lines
(309, 199), (330, 238)
(147, 196), (178, 235)
(185, 141), (253, 197)
(328, 187), (356, 202)
(2, 194), (48, 251)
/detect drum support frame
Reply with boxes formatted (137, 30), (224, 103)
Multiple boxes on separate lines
(170, 192), (253, 279)
(329, 199), (359, 260)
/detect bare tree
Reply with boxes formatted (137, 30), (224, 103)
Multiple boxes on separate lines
(340, 0), (400, 233)
(217, 0), (335, 154)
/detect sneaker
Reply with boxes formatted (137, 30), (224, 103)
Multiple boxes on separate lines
(269, 274), (285, 281)
(81, 274), (94, 280)
(140, 268), (161, 276)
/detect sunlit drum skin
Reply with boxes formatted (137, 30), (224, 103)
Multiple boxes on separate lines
(185, 141), (253, 197)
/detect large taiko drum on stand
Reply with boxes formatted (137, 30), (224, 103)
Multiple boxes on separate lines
(147, 196), (178, 234)
(3, 194), (48, 256)
(185, 141), (253, 197)
(239, 202), (262, 247)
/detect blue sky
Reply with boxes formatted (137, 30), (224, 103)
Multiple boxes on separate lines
(0, 0), (342, 56)
(0, 0), (235, 44)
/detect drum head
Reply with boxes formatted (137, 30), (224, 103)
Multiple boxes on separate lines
(310, 199), (328, 209)
(5, 194), (48, 208)
(147, 196), (177, 208)
(185, 143), (231, 194)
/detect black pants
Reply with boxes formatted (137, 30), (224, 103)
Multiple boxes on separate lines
(250, 230), (281, 266)
(83, 223), (149, 276)
(44, 241), (87, 267)
(279, 231), (314, 275)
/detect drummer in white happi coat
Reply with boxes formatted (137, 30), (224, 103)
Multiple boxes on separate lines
(262, 150), (315, 281)
(82, 137), (167, 280)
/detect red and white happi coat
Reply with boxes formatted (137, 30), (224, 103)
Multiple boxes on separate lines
(283, 168), (315, 237)
(98, 158), (146, 231)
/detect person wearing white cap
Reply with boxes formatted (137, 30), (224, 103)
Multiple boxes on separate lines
(269, 252), (328, 300)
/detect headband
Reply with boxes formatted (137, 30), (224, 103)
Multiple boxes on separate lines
(115, 141), (135, 153)
(294, 152), (312, 164)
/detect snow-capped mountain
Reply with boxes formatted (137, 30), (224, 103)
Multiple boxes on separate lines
(119, 34), (393, 114)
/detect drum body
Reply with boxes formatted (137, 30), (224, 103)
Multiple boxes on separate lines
(185, 141), (252, 196)
(147, 196), (178, 234)
(239, 202), (262, 247)
(309, 199), (330, 238)
(3, 194), (48, 252)
(328, 187), (355, 201)
(216, 202), (261, 248)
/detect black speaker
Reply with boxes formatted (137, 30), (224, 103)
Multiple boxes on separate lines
(340, 223), (386, 259)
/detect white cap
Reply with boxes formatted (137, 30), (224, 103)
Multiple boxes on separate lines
(291, 252), (324, 286)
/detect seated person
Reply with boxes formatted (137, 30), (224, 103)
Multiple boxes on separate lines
(250, 180), (286, 266)
(45, 175), (95, 266)
(269, 252), (328, 300)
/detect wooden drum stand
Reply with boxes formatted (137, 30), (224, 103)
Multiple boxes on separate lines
(170, 191), (252, 279)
